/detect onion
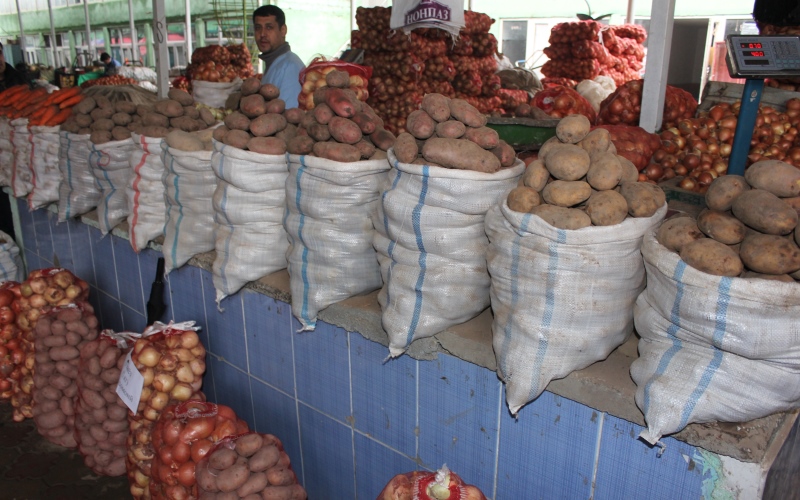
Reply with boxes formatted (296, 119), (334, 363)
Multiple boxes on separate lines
(149, 390), (171, 411)
(678, 177), (697, 190)
(180, 416), (215, 442)
(153, 373), (175, 393)
(171, 440), (191, 464)
(176, 461), (196, 488)
(644, 164), (664, 181)
(191, 439), (213, 463)
(138, 347), (162, 368)
(162, 419), (183, 446)
(171, 383), (193, 401)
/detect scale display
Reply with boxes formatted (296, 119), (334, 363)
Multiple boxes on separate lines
(726, 35), (800, 78)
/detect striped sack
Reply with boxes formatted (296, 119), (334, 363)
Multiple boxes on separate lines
(27, 125), (62, 210)
(0, 230), (23, 283)
(284, 153), (389, 331)
(58, 131), (100, 221)
(11, 118), (32, 198)
(631, 228), (800, 445)
(89, 137), (137, 234)
(0, 117), (13, 186)
(374, 149), (524, 357)
(486, 199), (666, 415)
(127, 133), (167, 252)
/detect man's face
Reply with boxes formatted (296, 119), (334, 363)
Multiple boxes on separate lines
(254, 15), (286, 53)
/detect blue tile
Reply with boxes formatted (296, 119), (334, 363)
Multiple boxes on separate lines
(31, 207), (54, 263)
(250, 378), (302, 481)
(87, 285), (104, 327)
(244, 290), (294, 394)
(50, 220), (74, 270)
(418, 354), (501, 495)
(23, 249), (39, 275)
(201, 355), (216, 403)
(294, 321), (351, 422)
(137, 247), (171, 325)
(354, 433), (418, 500)
(204, 285), (247, 370)
(97, 291), (123, 332)
(165, 264), (210, 349)
(594, 414), (706, 499)
(351, 334), (417, 457)
(208, 355), (254, 429)
(299, 404), (355, 498)
(17, 198), (37, 256)
(67, 221), (95, 286)
(88, 227), (118, 299)
(496, 392), (598, 499)
(111, 236), (144, 314)
(121, 304), (146, 333)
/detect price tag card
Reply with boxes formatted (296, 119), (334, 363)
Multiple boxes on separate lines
(116, 350), (144, 414)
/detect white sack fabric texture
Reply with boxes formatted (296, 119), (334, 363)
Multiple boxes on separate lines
(284, 154), (390, 331)
(58, 132), (100, 221)
(191, 79), (242, 110)
(374, 150), (524, 357)
(0, 231), (23, 283)
(89, 137), (137, 234)
(486, 200), (667, 415)
(0, 118), (14, 186)
(11, 118), (32, 198)
(27, 125), (62, 209)
(161, 143), (216, 273)
(127, 133), (167, 252)
(211, 141), (289, 302)
(631, 229), (800, 445)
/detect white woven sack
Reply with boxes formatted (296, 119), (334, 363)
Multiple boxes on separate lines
(191, 79), (242, 110)
(11, 118), (32, 198)
(210, 142), (289, 302)
(161, 143), (216, 273)
(374, 150), (524, 357)
(0, 230), (23, 283)
(27, 125), (62, 209)
(486, 199), (667, 415)
(285, 153), (390, 331)
(57, 132), (100, 221)
(631, 229), (800, 445)
(0, 118), (13, 186)
(127, 133), (167, 252)
(89, 137), (137, 234)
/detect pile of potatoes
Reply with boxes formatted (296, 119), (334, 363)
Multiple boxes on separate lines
(74, 333), (131, 476)
(657, 159), (800, 280)
(31, 303), (99, 448)
(196, 432), (307, 499)
(506, 114), (665, 229)
(126, 327), (207, 499)
(392, 93), (517, 173)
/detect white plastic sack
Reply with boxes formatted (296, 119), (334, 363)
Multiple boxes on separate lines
(161, 143), (216, 273)
(27, 125), (62, 209)
(211, 141), (289, 302)
(486, 200), (667, 415)
(58, 131), (101, 221)
(374, 150), (524, 357)
(285, 153), (390, 331)
(191, 79), (242, 110)
(89, 137), (137, 234)
(11, 118), (32, 198)
(127, 133), (167, 252)
(0, 230), (23, 283)
(0, 118), (13, 187)
(576, 76), (616, 113)
(631, 229), (800, 445)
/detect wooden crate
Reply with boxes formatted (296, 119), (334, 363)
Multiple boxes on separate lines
(699, 81), (800, 113)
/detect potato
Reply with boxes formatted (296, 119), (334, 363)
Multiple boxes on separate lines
(249, 113), (287, 137)
(240, 77), (262, 97)
(259, 83), (281, 100)
(542, 180), (592, 207)
(237, 471), (269, 497)
(308, 122), (331, 142)
(370, 128), (396, 151)
(224, 111), (251, 131)
(287, 135), (315, 155)
(585, 190), (628, 226)
(578, 128), (612, 156)
(266, 99), (286, 115)
(90, 118), (114, 132)
(275, 123), (298, 142)
(60, 121), (80, 134)
(507, 186), (541, 212)
(405, 110), (435, 140)
(110, 112), (131, 126)
(556, 114), (591, 144)
(522, 159), (549, 191)
(154, 99), (184, 118)
(350, 111), (378, 135)
(617, 156), (639, 183)
(328, 116), (363, 144)
(234, 434), (264, 457)
(312, 141), (361, 162)
(168, 88), (194, 105)
(537, 136), (564, 163)
(433, 120), (464, 139)
(170, 116), (203, 132)
(732, 189), (798, 235)
(78, 127), (91, 135)
(89, 130), (112, 144)
(136, 104), (153, 117)
(143, 112), (170, 128)
(225, 91), (242, 111)
(421, 93), (451, 122)
(531, 204), (591, 230)
(140, 126), (169, 138)
(656, 216), (705, 252)
(546, 145), (590, 181)
(199, 107), (216, 126)
(247, 136), (287, 155)
(74, 96), (97, 114)
(370, 149), (388, 160)
(223, 129), (252, 149)
(217, 463), (251, 493)
(183, 105), (200, 119)
(744, 159), (800, 197)
(586, 152), (622, 190)
(312, 103), (334, 125)
(240, 94), (268, 118)
(680, 238), (743, 277)
(393, 132), (418, 163)
(209, 448), (239, 470)
(619, 182), (665, 217)
(248, 445), (280, 472)
(739, 233), (800, 275)
(742, 271), (796, 283)
(111, 126), (131, 141)
(449, 98), (486, 127)
(37, 409), (67, 429)
(705, 175), (750, 211)
(95, 95), (113, 110)
(354, 139), (376, 159)
(213, 125), (229, 142)
(422, 137), (500, 173)
(324, 87), (359, 118)
(166, 130), (204, 151)
(463, 126), (500, 149)
(325, 69), (351, 88)
(796, 224), (800, 247)
(490, 140), (516, 168)
(696, 209), (746, 245)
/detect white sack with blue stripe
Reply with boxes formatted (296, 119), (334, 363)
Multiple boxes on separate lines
(284, 153), (390, 331)
(88, 137), (137, 235)
(375, 150), (524, 357)
(126, 134), (167, 252)
(0, 118), (13, 186)
(58, 132), (100, 221)
(0, 230), (23, 283)
(161, 144), (216, 273)
(631, 229), (800, 445)
(486, 199), (666, 415)
(11, 118), (32, 198)
(27, 125), (62, 210)
(211, 141), (289, 302)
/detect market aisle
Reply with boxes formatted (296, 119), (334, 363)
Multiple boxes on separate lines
(0, 402), (129, 500)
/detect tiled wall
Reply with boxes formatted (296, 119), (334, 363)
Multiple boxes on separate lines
(15, 198), (713, 499)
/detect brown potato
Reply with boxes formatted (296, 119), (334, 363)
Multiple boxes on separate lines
(89, 130), (112, 144)
(240, 77), (262, 97)
(183, 105), (200, 119)
(74, 96), (97, 114)
(325, 69), (350, 88)
(240, 94), (268, 118)
(213, 125), (229, 142)
(586, 152), (622, 190)
(354, 139), (376, 159)
(140, 126), (169, 138)
(705, 175), (750, 211)
(742, 271), (796, 283)
(154, 99), (184, 118)
(406, 110), (436, 140)
(284, 108), (305, 125)
(199, 107), (216, 126)
(95, 95), (113, 109)
(275, 123), (297, 142)
(556, 114), (591, 144)
(165, 130), (203, 151)
(328, 116), (363, 144)
(680, 238), (743, 277)
(393, 132), (418, 164)
(260, 484), (307, 500)
(585, 190), (628, 226)
(114, 100), (137, 114)
(732, 189), (798, 235)
(490, 140), (516, 168)
(74, 113), (93, 128)
(234, 434), (264, 457)
(536, 136), (564, 163)
(542, 180), (592, 207)
(370, 149), (388, 160)
(578, 128), (611, 156)
(307, 122), (331, 142)
(545, 145), (591, 181)
(522, 159), (549, 191)
(463, 126), (500, 149)
(449, 98), (486, 127)
(421, 93), (451, 122)
(91, 118), (114, 132)
(324, 87), (360, 118)
(168, 88), (195, 105)
(247, 136), (287, 155)
(739, 233), (800, 275)
(312, 141), (361, 162)
(266, 99), (286, 115)
(111, 126), (131, 141)
(351, 111), (378, 135)
(421, 137), (500, 172)
(531, 204), (591, 230)
(143, 112), (170, 128)
(507, 186), (541, 212)
(434, 120), (466, 139)
(657, 215), (705, 252)
(370, 128), (396, 151)
(697, 209), (746, 245)
(286, 135), (315, 155)
(259, 83), (281, 100)
(619, 182), (665, 217)
(312, 103), (334, 125)
(744, 159), (800, 197)
(224, 111), (251, 131)
(217, 463), (250, 493)
(223, 129), (252, 149)
(249, 113), (287, 137)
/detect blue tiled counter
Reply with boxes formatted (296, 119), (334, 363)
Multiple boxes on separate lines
(8, 194), (798, 499)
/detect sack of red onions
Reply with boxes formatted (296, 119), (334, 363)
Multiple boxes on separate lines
(378, 464), (487, 500)
(531, 85), (596, 122)
(0, 281), (21, 400)
(597, 79), (697, 130)
(595, 124), (662, 172)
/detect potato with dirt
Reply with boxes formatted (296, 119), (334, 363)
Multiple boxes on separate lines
(705, 175), (750, 211)
(421, 137), (500, 173)
(739, 233), (800, 275)
(531, 204), (591, 230)
(579, 128), (612, 156)
(619, 182), (665, 218)
(656, 216), (705, 252)
(448, 98), (486, 127)
(507, 186), (542, 212)
(585, 190), (628, 226)
(586, 152), (622, 190)
(545, 145), (591, 181)
(556, 114), (591, 144)
(393, 132), (419, 164)
(421, 93), (451, 122)
(680, 238), (744, 277)
(406, 110), (436, 140)
(732, 189), (798, 235)
(744, 159), (800, 198)
(521, 159), (550, 191)
(542, 180), (592, 207)
(696, 209), (746, 245)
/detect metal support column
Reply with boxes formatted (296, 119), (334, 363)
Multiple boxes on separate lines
(152, 0), (170, 98)
(46, 0), (59, 67)
(14, 0), (26, 62)
(83, 0), (94, 61)
(128, 0), (139, 63)
(639, 0), (676, 133)
(185, 0), (193, 62)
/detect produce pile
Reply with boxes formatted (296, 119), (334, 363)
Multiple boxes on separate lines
(595, 124), (661, 173)
(759, 23), (800, 92)
(298, 59), (370, 110)
(0, 282), (21, 400)
(542, 21), (646, 87)
(80, 75), (138, 88)
(185, 44), (255, 84)
(0, 85), (84, 126)
(378, 465), (487, 500)
(529, 85), (596, 122)
(597, 79), (697, 130)
(656, 160), (800, 281)
(507, 114), (665, 229)
(392, 93), (516, 172)
(354, 7), (503, 133)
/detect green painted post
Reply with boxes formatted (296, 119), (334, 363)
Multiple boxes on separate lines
(102, 27), (111, 58)
(195, 19), (205, 50)
(67, 31), (76, 68)
(144, 23), (155, 67)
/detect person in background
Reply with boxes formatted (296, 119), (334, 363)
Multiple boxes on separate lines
(100, 52), (121, 76)
(253, 5), (305, 109)
(0, 41), (26, 92)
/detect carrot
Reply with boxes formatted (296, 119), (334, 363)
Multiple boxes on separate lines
(0, 85), (28, 105)
(50, 86), (81, 105)
(45, 107), (72, 126)
(33, 105), (59, 126)
(58, 94), (84, 110)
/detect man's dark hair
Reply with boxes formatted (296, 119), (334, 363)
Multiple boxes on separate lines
(0, 41), (4, 51)
(253, 5), (286, 27)
(100, 52), (111, 62)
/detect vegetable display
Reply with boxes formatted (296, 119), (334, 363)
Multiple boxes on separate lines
(594, 124), (662, 173)
(298, 59), (370, 110)
(0, 85), (85, 126)
(596, 79), (697, 130)
(0, 282), (21, 400)
(378, 465), (487, 500)
(80, 75), (138, 88)
(185, 44), (255, 83)
(530, 85), (596, 122)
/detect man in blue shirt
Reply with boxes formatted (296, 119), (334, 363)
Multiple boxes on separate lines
(253, 5), (305, 109)
(100, 52), (122, 75)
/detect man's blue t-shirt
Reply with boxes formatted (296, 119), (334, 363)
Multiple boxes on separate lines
(261, 51), (305, 109)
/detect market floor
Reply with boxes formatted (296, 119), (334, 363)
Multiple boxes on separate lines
(0, 402), (129, 500)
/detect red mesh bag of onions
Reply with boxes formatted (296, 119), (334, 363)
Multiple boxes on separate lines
(378, 464), (487, 500)
(531, 85), (597, 122)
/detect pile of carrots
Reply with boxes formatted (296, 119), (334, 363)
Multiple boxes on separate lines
(0, 84), (84, 126)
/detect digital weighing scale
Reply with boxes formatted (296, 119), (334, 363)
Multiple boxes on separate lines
(724, 34), (800, 175)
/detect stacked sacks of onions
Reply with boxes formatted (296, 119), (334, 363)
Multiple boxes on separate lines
(596, 79), (697, 130)
(0, 282), (21, 400)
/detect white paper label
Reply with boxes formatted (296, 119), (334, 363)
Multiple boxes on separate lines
(116, 350), (144, 414)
